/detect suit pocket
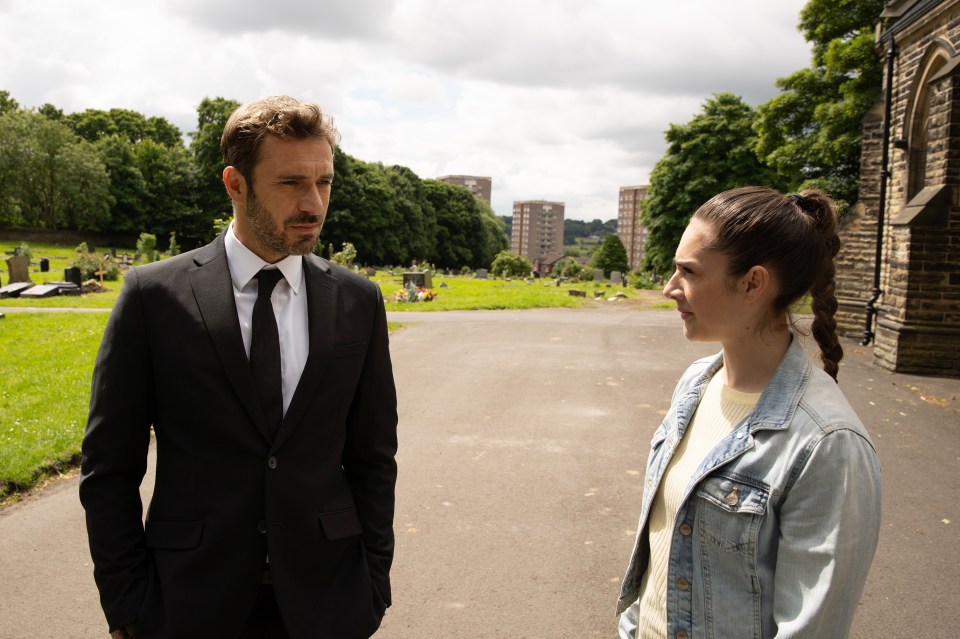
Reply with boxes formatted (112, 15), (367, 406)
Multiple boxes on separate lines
(333, 341), (367, 360)
(319, 508), (364, 540)
(145, 519), (204, 550)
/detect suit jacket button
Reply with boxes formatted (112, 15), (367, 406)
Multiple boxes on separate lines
(257, 520), (267, 534)
(267, 456), (278, 469)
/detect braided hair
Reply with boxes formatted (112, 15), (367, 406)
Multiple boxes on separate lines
(693, 186), (844, 381)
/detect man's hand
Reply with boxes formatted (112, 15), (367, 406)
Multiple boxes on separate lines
(109, 624), (137, 639)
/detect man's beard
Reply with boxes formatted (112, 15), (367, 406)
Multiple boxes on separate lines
(246, 192), (322, 257)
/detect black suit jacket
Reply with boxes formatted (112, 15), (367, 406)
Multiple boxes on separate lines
(80, 235), (398, 639)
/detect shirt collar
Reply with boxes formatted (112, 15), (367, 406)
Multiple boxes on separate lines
(224, 223), (304, 295)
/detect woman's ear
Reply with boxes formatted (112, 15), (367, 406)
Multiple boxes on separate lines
(740, 265), (772, 303)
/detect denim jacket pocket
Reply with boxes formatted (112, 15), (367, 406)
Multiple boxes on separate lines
(695, 475), (769, 638)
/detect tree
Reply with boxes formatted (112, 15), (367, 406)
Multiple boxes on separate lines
(755, 0), (885, 212)
(641, 93), (782, 275)
(592, 233), (629, 277)
(190, 97), (240, 222)
(0, 109), (111, 230)
(95, 134), (148, 232)
(0, 90), (18, 115)
(423, 180), (507, 270)
(490, 250), (532, 277)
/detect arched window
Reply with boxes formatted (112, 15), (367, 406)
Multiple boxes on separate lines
(905, 50), (948, 199)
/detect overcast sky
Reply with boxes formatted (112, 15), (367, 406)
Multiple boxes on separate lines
(0, 0), (812, 221)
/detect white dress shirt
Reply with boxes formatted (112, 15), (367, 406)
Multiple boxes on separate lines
(224, 224), (309, 416)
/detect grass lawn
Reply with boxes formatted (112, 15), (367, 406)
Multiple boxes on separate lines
(0, 312), (108, 501)
(379, 273), (631, 311)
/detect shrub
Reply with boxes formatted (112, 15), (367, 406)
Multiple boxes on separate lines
(167, 232), (180, 257)
(14, 242), (32, 260)
(551, 257), (589, 281)
(332, 242), (357, 266)
(136, 233), (158, 263)
(490, 250), (531, 278)
(72, 252), (120, 281)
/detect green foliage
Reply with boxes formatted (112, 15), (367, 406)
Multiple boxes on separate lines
(423, 180), (507, 270)
(591, 233), (630, 277)
(564, 218), (617, 245)
(14, 243), (31, 259)
(64, 107), (183, 146)
(331, 242), (357, 266)
(0, 90), (18, 115)
(0, 110), (112, 230)
(136, 232), (158, 262)
(167, 232), (180, 257)
(490, 250), (532, 278)
(754, 0), (885, 211)
(191, 97), (240, 222)
(71, 252), (121, 281)
(641, 93), (782, 275)
(550, 257), (589, 281)
(212, 217), (231, 238)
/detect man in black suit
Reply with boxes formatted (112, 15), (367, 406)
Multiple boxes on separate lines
(80, 96), (398, 639)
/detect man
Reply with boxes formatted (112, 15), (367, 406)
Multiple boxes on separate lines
(80, 96), (398, 639)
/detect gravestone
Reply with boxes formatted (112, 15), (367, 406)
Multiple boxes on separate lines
(20, 284), (61, 298)
(476, 269), (488, 280)
(402, 271), (432, 289)
(39, 258), (50, 272)
(5, 255), (31, 283)
(592, 269), (604, 283)
(365, 268), (376, 277)
(568, 289), (587, 297)
(610, 271), (623, 286)
(48, 281), (81, 296)
(0, 282), (34, 298)
(64, 267), (82, 287)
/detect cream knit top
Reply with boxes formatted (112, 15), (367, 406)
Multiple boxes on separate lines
(635, 372), (761, 638)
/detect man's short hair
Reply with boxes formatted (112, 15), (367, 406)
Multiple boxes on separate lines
(220, 96), (340, 184)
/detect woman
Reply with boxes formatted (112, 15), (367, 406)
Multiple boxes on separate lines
(617, 187), (881, 638)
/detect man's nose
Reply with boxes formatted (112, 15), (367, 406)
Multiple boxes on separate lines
(300, 185), (325, 213)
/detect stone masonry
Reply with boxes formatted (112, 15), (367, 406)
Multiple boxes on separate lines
(836, 0), (960, 377)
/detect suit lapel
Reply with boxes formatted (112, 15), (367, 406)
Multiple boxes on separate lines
(189, 235), (273, 443)
(273, 254), (338, 450)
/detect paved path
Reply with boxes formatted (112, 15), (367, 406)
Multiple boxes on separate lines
(1, 307), (957, 638)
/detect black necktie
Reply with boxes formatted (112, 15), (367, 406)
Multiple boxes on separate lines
(251, 268), (284, 438)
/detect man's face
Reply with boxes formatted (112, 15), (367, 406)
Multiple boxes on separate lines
(230, 134), (334, 263)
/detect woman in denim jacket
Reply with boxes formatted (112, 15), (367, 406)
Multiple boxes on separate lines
(618, 187), (881, 638)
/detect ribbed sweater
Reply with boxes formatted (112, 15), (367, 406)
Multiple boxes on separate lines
(635, 372), (761, 638)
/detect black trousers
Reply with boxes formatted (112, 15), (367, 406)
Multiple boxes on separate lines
(239, 585), (290, 639)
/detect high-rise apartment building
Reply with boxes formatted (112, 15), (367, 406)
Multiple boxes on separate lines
(437, 175), (492, 204)
(511, 200), (565, 265)
(618, 185), (648, 272)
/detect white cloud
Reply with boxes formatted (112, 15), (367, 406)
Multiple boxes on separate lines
(0, 0), (813, 220)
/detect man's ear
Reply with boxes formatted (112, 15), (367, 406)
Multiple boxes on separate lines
(223, 166), (246, 206)
(741, 265), (772, 303)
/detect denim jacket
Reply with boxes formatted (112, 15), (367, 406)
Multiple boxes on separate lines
(617, 337), (881, 639)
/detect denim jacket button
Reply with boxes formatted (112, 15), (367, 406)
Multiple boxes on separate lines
(677, 577), (690, 590)
(725, 487), (739, 506)
(679, 523), (692, 536)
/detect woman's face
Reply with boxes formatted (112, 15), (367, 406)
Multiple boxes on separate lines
(662, 217), (754, 345)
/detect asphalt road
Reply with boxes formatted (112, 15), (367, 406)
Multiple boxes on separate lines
(0, 306), (957, 638)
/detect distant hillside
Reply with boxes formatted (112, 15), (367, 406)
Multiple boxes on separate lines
(498, 216), (617, 247)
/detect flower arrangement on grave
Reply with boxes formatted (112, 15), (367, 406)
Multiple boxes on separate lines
(393, 283), (437, 303)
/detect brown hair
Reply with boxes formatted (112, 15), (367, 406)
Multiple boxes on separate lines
(220, 96), (340, 185)
(693, 186), (843, 381)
